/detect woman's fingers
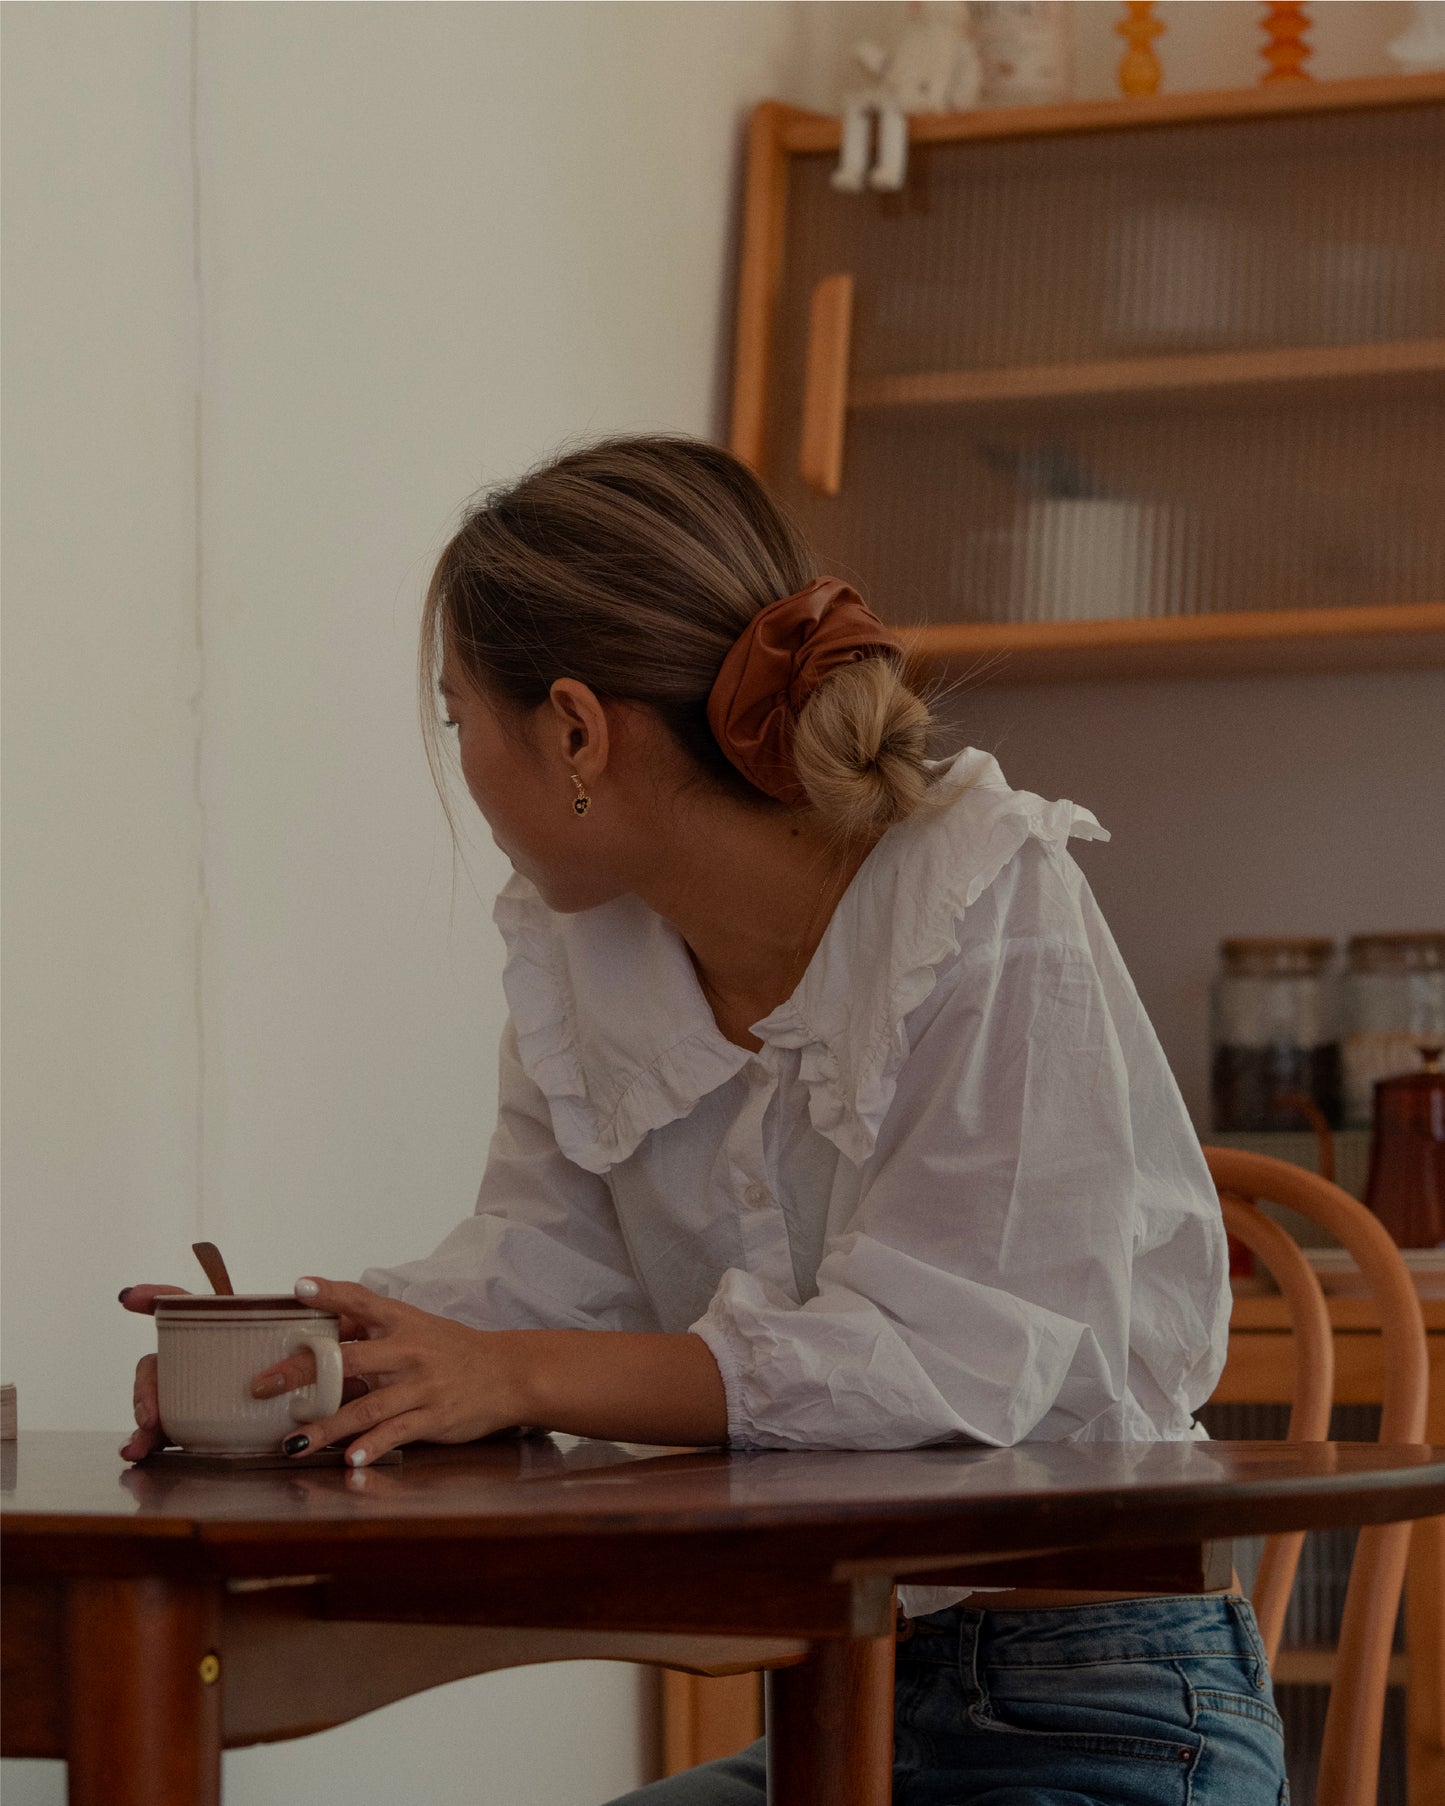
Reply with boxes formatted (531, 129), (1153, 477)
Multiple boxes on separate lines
(132, 1352), (159, 1426)
(118, 1430), (150, 1462)
(292, 1277), (399, 1329)
(285, 1381), (425, 1464)
(251, 1346), (320, 1398)
(118, 1284), (190, 1315)
(339, 1408), (431, 1469)
(118, 1421), (168, 1463)
(251, 1336), (394, 1400)
(120, 1354), (166, 1462)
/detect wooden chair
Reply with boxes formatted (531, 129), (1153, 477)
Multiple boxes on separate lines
(1204, 1146), (1430, 1806)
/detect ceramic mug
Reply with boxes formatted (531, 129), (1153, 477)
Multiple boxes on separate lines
(154, 1294), (344, 1454)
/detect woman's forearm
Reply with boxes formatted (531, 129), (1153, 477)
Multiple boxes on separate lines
(505, 1329), (729, 1446)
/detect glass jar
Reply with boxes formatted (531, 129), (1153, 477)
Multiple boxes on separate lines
(1210, 938), (1342, 1132)
(1343, 932), (1445, 1126)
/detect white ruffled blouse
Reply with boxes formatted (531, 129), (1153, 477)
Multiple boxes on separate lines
(362, 748), (1228, 1476)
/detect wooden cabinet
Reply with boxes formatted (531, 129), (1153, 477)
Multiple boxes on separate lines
(730, 76), (1445, 682)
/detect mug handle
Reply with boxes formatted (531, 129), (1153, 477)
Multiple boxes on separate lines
(289, 1333), (344, 1422)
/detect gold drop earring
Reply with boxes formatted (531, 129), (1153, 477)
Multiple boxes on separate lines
(571, 772), (591, 817)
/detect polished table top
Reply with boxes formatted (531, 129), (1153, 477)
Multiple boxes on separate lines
(5, 1432), (1444, 1577)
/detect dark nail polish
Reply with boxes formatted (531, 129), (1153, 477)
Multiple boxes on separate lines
(118, 1287), (134, 1303)
(282, 1433), (310, 1456)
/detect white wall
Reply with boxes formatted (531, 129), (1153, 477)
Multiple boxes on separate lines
(2, 4), (202, 1415)
(0, 4), (831, 1802)
(189, 0), (828, 1295)
(1, 4), (1432, 1803)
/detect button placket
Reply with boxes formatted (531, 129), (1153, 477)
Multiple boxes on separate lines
(726, 1069), (793, 1288)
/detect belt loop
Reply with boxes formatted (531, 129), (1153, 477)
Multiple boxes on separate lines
(1226, 1595), (1267, 1691)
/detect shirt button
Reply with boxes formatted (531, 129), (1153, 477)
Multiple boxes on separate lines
(743, 1183), (770, 1209)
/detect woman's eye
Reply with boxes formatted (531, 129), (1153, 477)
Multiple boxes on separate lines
(443, 717), (460, 731)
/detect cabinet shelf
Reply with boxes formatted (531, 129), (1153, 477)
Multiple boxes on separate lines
(852, 339), (1445, 419)
(900, 603), (1445, 684)
(733, 74), (1445, 682)
(774, 71), (1445, 158)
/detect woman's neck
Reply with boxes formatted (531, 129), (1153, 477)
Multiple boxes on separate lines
(633, 804), (882, 1038)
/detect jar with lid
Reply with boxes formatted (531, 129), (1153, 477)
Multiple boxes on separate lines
(1343, 933), (1445, 1125)
(1210, 938), (1342, 1132)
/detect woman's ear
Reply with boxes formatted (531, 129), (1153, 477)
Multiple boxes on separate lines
(546, 679), (610, 784)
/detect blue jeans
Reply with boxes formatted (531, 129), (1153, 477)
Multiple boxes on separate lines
(607, 1595), (1288, 1804)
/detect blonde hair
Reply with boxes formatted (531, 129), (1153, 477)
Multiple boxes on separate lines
(421, 434), (946, 842)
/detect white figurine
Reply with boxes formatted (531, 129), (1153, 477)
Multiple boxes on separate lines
(1388, 1), (1445, 71)
(832, 4), (982, 196)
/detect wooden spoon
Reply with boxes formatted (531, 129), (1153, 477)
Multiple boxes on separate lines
(191, 1241), (235, 1296)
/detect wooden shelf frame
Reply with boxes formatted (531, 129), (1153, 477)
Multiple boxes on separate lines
(850, 338), (1445, 418)
(775, 70), (1445, 160)
(728, 74), (1445, 684)
(733, 72), (1445, 469)
(900, 603), (1445, 684)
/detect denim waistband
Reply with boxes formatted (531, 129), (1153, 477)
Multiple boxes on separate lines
(899, 1594), (1267, 1684)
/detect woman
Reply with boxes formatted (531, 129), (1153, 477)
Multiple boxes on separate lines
(122, 434), (1287, 1803)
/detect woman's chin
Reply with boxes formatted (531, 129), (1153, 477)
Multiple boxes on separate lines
(533, 872), (624, 916)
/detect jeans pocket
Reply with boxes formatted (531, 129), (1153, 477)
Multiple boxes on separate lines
(1191, 1687), (1286, 1742)
(976, 1659), (1200, 1768)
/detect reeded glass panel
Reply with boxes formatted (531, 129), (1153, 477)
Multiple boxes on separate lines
(761, 100), (1445, 628)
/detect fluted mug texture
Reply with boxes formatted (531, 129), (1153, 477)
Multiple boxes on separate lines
(154, 1297), (343, 1453)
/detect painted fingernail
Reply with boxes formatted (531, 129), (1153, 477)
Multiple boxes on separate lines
(118, 1287), (134, 1303)
(294, 1278), (319, 1299)
(282, 1433), (310, 1456)
(347, 1447), (368, 1467)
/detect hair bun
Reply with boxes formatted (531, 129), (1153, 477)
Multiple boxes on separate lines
(791, 656), (934, 842)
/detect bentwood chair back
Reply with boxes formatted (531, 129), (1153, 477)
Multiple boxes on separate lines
(1203, 1146), (1430, 1806)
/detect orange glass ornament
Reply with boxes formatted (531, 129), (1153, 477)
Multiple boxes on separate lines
(1261, 2), (1313, 83)
(1116, 2), (1164, 97)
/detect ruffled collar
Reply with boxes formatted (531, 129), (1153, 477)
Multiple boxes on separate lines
(492, 749), (1107, 1174)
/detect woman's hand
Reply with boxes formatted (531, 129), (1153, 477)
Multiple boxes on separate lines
(116, 1280), (376, 1464)
(117, 1283), (191, 1462)
(250, 1279), (527, 1467)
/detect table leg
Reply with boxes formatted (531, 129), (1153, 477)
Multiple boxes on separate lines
(765, 1632), (894, 1806)
(64, 1576), (221, 1806)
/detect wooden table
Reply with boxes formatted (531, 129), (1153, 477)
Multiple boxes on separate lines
(4, 1432), (1445, 1806)
(1218, 1294), (1445, 1806)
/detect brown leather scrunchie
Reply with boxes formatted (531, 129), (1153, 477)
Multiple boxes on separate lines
(705, 577), (904, 806)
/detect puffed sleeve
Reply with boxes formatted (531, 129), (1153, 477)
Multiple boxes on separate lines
(689, 840), (1229, 1451)
(359, 1019), (659, 1332)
